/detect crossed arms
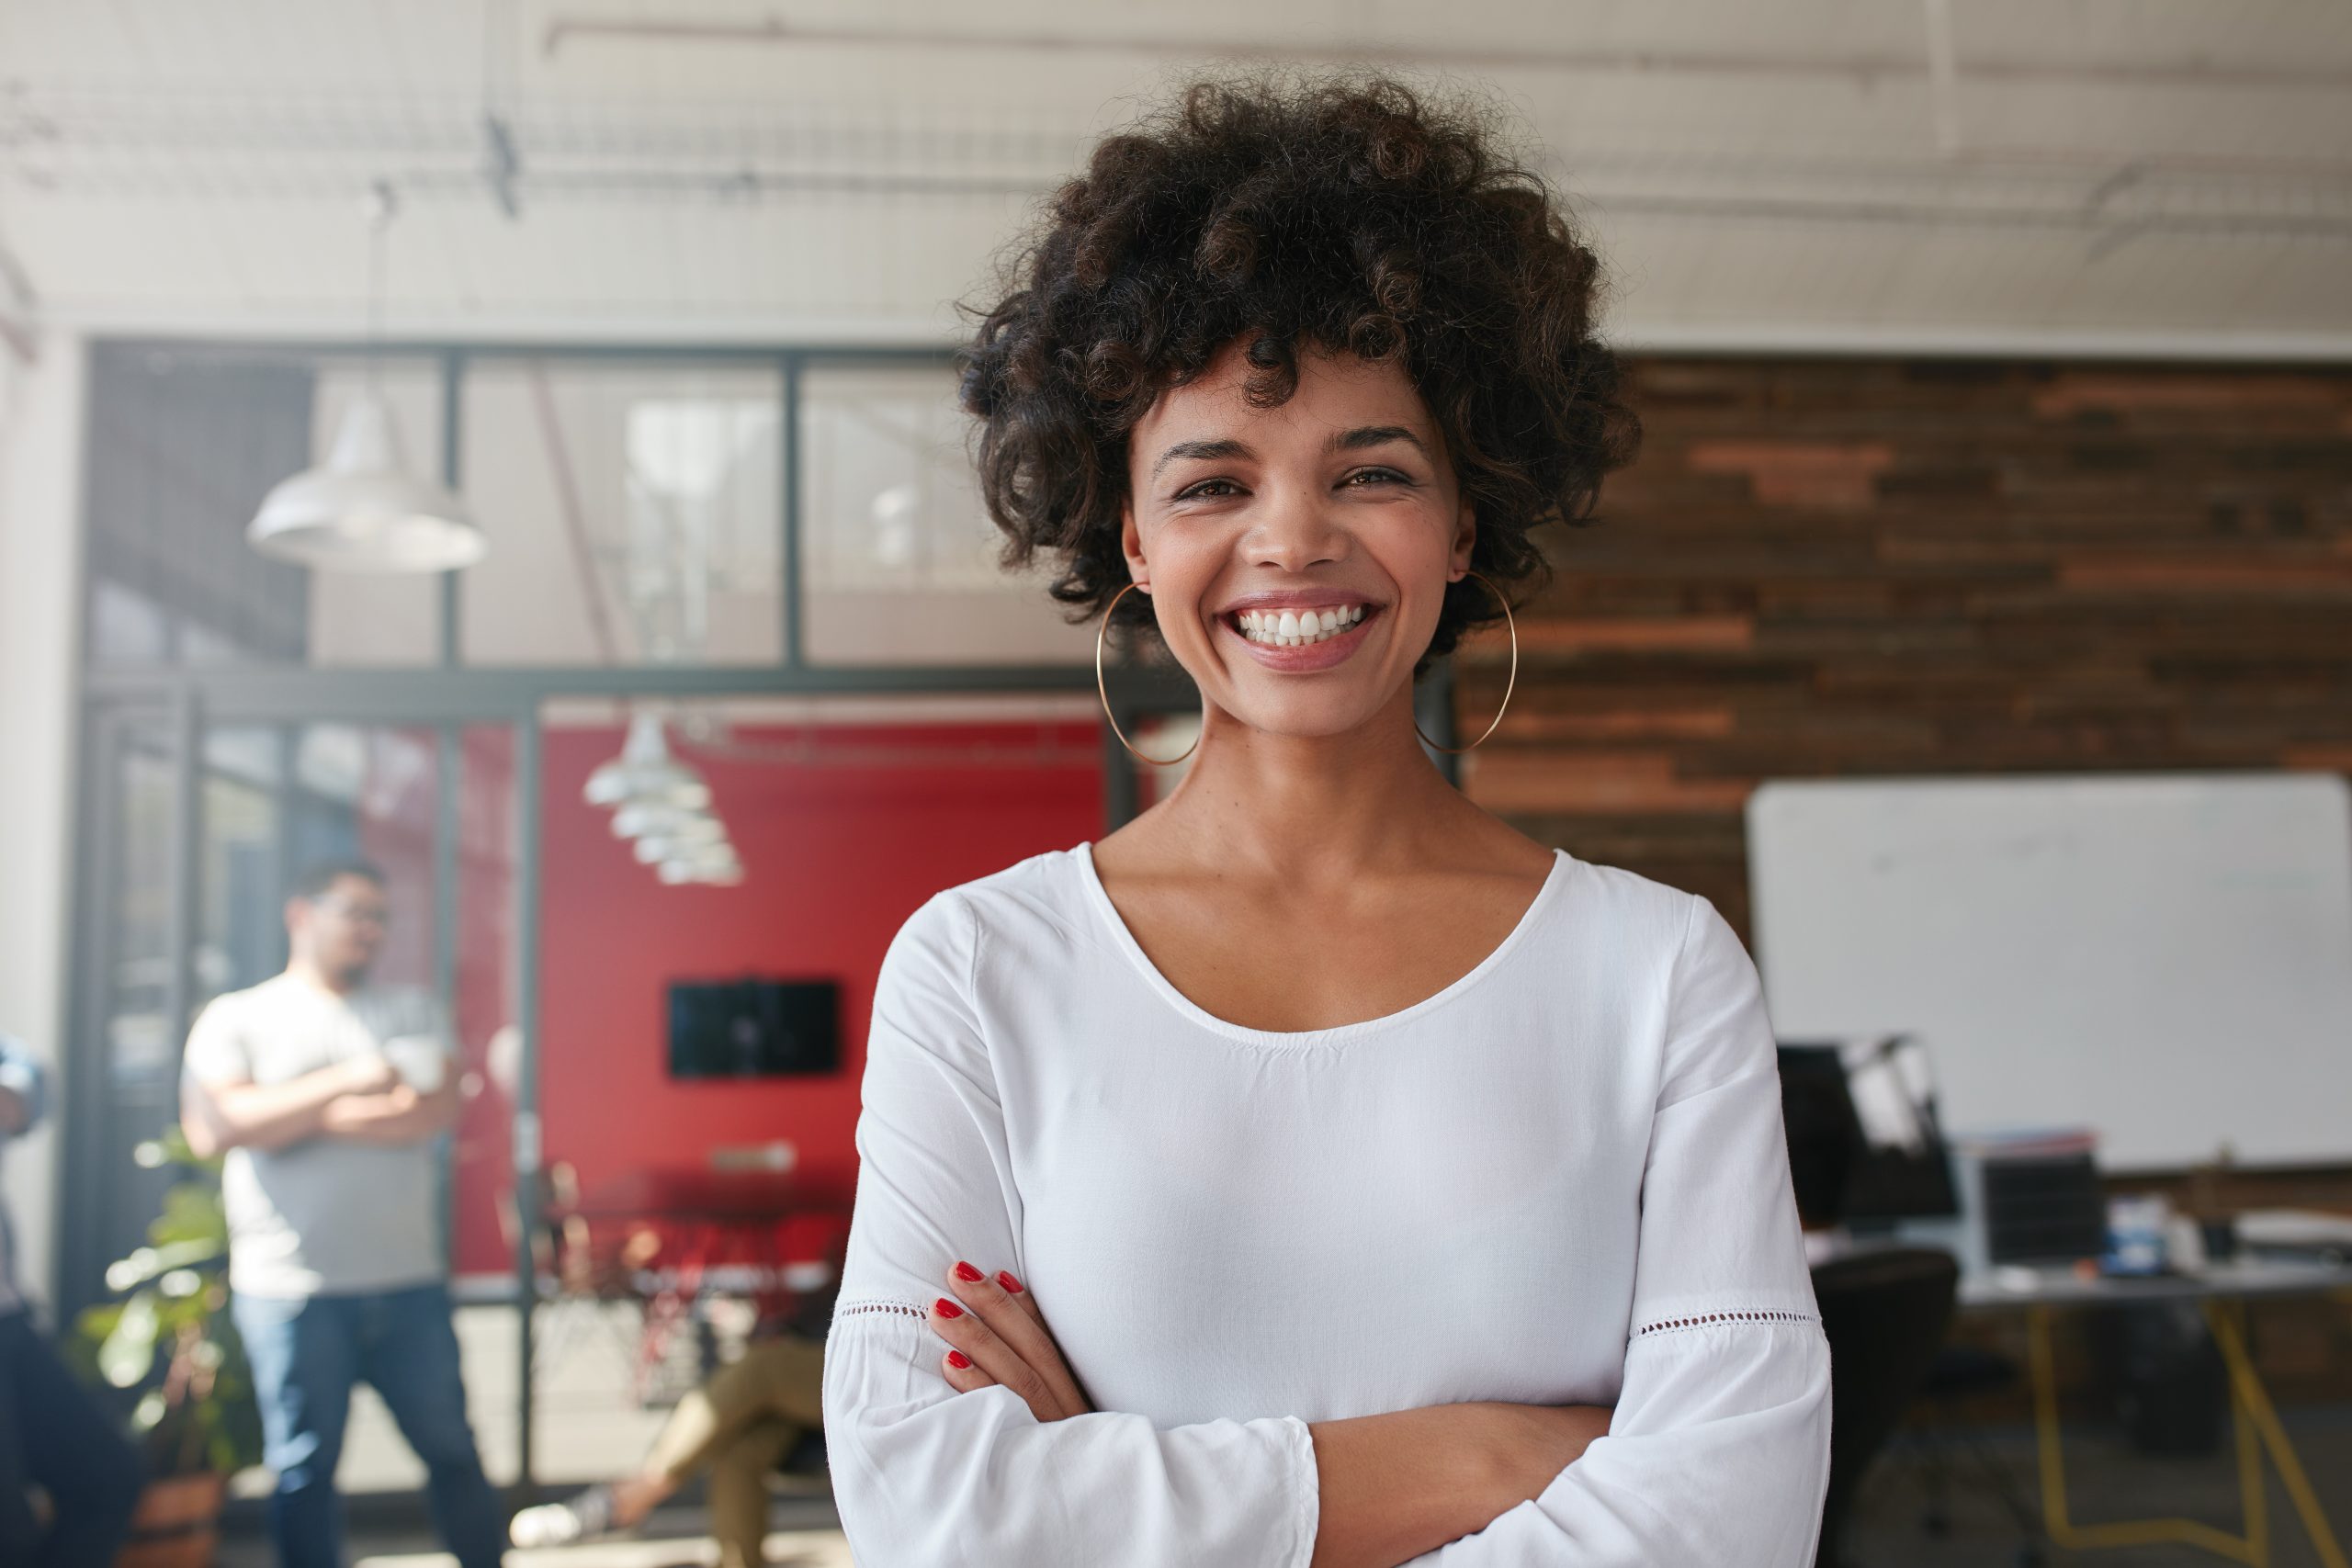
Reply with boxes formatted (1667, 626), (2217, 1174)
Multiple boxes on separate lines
(181, 1054), (459, 1158)
(820, 890), (1834, 1568)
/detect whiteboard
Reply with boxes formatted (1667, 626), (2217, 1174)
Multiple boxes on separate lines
(1746, 772), (2352, 1171)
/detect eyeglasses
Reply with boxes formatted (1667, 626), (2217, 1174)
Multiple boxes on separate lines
(312, 896), (392, 928)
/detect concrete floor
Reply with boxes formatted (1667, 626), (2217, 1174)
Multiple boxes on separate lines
(221, 1506), (851, 1568)
(1841, 1405), (2352, 1567)
(215, 1301), (2352, 1567)
(220, 1299), (845, 1565)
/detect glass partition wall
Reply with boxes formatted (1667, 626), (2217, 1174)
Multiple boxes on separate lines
(67, 338), (1463, 1494)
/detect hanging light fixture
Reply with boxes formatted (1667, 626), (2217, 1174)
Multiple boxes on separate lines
(584, 711), (712, 810)
(610, 799), (723, 843)
(628, 823), (729, 863)
(247, 181), (486, 572)
(584, 708), (742, 886)
(658, 841), (744, 886)
(633, 826), (730, 865)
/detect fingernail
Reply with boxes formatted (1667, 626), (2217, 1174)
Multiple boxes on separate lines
(933, 1297), (964, 1319)
(996, 1270), (1024, 1293)
(952, 1260), (986, 1282)
(946, 1349), (972, 1369)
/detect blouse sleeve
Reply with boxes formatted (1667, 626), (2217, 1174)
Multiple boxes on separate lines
(1403, 893), (1833, 1567)
(820, 890), (1322, 1568)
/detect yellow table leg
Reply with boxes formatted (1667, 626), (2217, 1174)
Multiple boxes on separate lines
(2202, 1298), (2348, 1568)
(2026, 1301), (2266, 1562)
(2231, 1305), (2271, 1568)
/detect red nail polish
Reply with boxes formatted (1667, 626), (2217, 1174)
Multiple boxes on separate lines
(953, 1260), (986, 1282)
(996, 1270), (1024, 1293)
(933, 1296), (964, 1319)
(946, 1350), (972, 1369)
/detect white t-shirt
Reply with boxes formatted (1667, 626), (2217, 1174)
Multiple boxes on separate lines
(181, 974), (449, 1300)
(821, 842), (1832, 1568)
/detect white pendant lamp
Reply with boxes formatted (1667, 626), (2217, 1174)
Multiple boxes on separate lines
(633, 823), (730, 865)
(628, 822), (729, 862)
(584, 712), (711, 811)
(587, 709), (740, 886)
(610, 799), (722, 842)
(658, 842), (744, 886)
(247, 179), (485, 573)
(248, 393), (486, 571)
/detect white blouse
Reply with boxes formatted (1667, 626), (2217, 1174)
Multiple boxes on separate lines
(820, 841), (1832, 1567)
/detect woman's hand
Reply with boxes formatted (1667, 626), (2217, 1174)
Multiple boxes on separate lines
(929, 1259), (1095, 1422)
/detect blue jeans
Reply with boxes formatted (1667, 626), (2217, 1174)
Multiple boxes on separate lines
(232, 1281), (505, 1568)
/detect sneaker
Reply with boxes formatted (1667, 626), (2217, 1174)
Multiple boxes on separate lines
(509, 1483), (621, 1548)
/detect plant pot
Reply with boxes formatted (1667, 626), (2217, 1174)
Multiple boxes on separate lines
(116, 1470), (226, 1568)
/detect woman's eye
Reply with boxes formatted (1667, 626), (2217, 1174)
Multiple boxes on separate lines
(1172, 470), (1405, 501)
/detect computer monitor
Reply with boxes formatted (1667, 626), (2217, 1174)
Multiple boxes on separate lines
(667, 976), (841, 1079)
(1776, 1033), (1961, 1226)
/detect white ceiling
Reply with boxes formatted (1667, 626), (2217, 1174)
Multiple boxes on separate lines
(2, 0), (2348, 351)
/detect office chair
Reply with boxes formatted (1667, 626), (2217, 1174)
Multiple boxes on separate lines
(1812, 1246), (1960, 1568)
(1908, 1342), (2043, 1558)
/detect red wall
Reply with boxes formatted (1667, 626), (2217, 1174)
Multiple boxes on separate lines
(447, 720), (1101, 1279)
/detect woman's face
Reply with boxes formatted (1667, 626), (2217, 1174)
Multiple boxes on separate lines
(1120, 338), (1476, 741)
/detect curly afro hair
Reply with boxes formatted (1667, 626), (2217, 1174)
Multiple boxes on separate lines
(956, 68), (1642, 680)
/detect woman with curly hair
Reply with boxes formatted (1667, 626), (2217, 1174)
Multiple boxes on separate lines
(820, 70), (1831, 1568)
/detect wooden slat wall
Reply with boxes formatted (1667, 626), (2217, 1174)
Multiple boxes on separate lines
(1455, 356), (2352, 944)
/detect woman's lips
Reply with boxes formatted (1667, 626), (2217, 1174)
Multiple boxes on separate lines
(1219, 604), (1382, 671)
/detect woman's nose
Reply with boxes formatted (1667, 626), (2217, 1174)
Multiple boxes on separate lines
(1246, 479), (1347, 564)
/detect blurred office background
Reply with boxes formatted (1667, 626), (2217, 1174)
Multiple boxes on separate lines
(1, 3), (2349, 1564)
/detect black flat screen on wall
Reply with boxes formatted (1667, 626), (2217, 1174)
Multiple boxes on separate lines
(667, 978), (841, 1078)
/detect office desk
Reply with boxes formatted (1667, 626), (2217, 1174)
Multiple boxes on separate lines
(1958, 1258), (2352, 1568)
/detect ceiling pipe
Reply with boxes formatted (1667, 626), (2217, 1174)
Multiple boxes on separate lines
(11, 90), (2349, 186)
(537, 14), (2352, 96)
(1920, 0), (1961, 157)
(0, 230), (37, 366)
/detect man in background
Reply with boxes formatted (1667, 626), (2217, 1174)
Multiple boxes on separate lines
(0, 1031), (145, 1566)
(181, 858), (504, 1568)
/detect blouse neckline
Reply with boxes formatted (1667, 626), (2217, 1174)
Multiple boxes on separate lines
(1073, 840), (1575, 1048)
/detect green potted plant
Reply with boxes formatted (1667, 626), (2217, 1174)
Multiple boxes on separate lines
(70, 1124), (265, 1568)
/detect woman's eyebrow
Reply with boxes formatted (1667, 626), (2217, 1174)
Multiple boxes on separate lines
(1329, 425), (1430, 458)
(1149, 425), (1428, 480)
(1151, 437), (1254, 479)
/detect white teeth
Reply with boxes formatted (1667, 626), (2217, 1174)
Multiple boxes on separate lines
(1236, 604), (1369, 647)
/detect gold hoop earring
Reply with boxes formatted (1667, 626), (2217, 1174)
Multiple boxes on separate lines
(1412, 569), (1518, 755)
(1096, 581), (1201, 767)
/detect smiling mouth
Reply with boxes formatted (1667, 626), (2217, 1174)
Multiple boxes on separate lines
(1222, 603), (1383, 648)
